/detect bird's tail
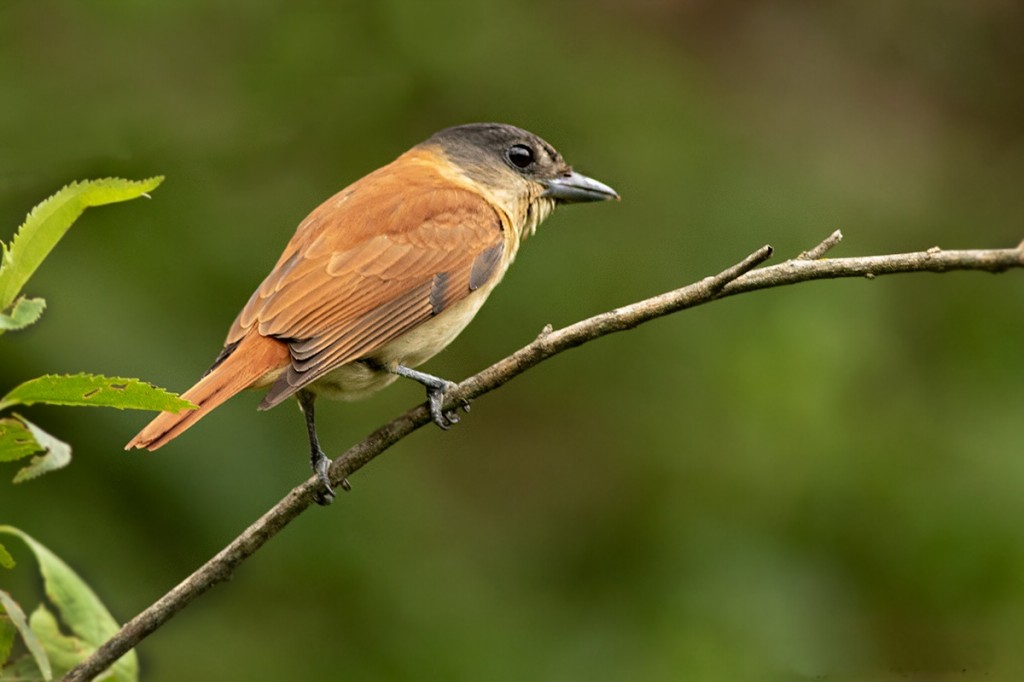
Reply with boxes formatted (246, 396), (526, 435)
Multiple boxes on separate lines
(125, 332), (290, 451)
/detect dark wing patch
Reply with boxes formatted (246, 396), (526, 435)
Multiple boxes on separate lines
(469, 242), (504, 291)
(430, 272), (451, 315)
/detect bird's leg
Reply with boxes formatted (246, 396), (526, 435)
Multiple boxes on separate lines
(296, 390), (349, 505)
(391, 364), (470, 430)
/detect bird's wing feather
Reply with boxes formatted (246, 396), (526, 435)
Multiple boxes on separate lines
(225, 159), (505, 407)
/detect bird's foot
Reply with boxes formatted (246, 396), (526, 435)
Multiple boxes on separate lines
(311, 449), (335, 506)
(392, 364), (471, 430)
(426, 381), (472, 430)
(298, 389), (349, 506)
(311, 448), (350, 505)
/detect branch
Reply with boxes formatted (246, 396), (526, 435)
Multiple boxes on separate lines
(62, 233), (1024, 681)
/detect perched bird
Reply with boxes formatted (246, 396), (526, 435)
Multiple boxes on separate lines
(126, 122), (618, 501)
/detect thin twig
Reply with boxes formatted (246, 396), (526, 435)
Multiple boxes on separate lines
(798, 229), (844, 260)
(62, 236), (1024, 682)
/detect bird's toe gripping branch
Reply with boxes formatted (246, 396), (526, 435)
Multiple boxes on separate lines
(392, 365), (471, 429)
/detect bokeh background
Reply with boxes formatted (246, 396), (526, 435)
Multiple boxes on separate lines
(2, 1), (1023, 680)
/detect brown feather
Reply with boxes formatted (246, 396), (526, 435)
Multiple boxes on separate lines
(125, 331), (289, 450)
(259, 278), (437, 408)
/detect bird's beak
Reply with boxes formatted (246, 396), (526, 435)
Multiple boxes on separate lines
(541, 171), (619, 204)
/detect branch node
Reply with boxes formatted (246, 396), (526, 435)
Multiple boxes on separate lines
(536, 323), (554, 341)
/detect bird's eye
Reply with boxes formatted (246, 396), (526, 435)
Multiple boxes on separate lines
(506, 144), (535, 169)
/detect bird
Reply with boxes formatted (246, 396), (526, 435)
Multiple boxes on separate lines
(126, 122), (618, 502)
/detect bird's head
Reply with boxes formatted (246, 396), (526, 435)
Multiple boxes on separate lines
(418, 122), (619, 239)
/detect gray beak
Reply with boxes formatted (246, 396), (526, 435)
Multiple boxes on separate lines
(541, 171), (619, 204)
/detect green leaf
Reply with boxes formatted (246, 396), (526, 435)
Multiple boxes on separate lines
(0, 527), (138, 681)
(0, 416), (43, 462)
(11, 417), (71, 483)
(0, 542), (13, 569)
(30, 604), (90, 677)
(0, 176), (164, 311)
(0, 296), (46, 333)
(3, 653), (51, 681)
(0, 589), (51, 680)
(0, 613), (16, 667)
(0, 373), (195, 413)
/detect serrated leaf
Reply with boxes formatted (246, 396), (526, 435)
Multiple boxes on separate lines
(0, 542), (13, 569)
(0, 176), (164, 310)
(0, 296), (46, 333)
(0, 589), (52, 680)
(1, 374), (195, 413)
(0, 417), (43, 462)
(0, 527), (138, 680)
(11, 417), (71, 483)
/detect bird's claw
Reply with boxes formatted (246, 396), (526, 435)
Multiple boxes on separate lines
(311, 449), (348, 506)
(312, 453), (335, 506)
(427, 382), (471, 430)
(391, 364), (471, 429)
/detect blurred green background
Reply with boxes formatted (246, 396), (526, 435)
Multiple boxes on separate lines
(2, 1), (1023, 680)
